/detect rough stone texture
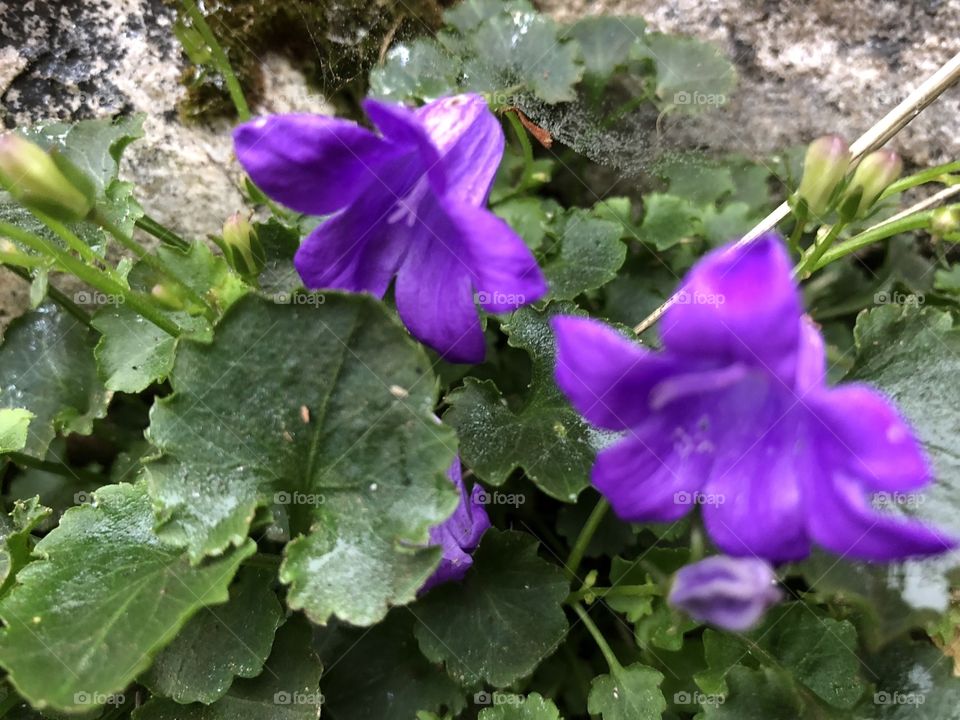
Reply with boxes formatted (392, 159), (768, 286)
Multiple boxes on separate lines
(540, 0), (960, 167)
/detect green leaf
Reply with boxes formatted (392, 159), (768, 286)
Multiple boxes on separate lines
(543, 210), (626, 300)
(0, 303), (109, 458)
(254, 218), (302, 296)
(494, 197), (555, 252)
(370, 39), (460, 103)
(142, 567), (284, 704)
(699, 666), (803, 719)
(91, 304), (177, 393)
(565, 17), (647, 77)
(0, 497), (50, 595)
(445, 303), (598, 502)
(587, 663), (666, 720)
(0, 482), (254, 713)
(133, 615), (322, 720)
(478, 692), (563, 719)
(639, 193), (701, 250)
(854, 639), (960, 718)
(656, 159), (736, 205)
(643, 34), (736, 111)
(413, 530), (569, 687)
(0, 408), (33, 453)
(320, 610), (465, 720)
(145, 294), (458, 626)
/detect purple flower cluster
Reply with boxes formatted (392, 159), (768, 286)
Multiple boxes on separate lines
(553, 234), (954, 563)
(234, 94), (546, 363)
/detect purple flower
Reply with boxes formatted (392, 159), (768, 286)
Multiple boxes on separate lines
(421, 459), (491, 593)
(552, 233), (956, 562)
(668, 555), (782, 631)
(233, 94), (547, 363)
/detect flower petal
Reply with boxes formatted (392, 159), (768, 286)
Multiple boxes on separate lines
(796, 316), (826, 392)
(808, 472), (956, 561)
(552, 316), (680, 431)
(668, 556), (781, 631)
(362, 98), (446, 194)
(660, 233), (802, 382)
(417, 94), (504, 205)
(233, 114), (405, 216)
(812, 384), (930, 491)
(393, 197), (485, 363)
(593, 411), (713, 522)
(445, 199), (547, 312)
(702, 390), (810, 561)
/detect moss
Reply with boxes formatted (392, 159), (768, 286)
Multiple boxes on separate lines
(171, 0), (446, 121)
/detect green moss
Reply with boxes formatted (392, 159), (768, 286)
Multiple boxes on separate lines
(172, 0), (445, 121)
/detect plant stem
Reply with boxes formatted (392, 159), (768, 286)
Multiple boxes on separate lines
(505, 110), (535, 193)
(3, 264), (93, 328)
(136, 213), (189, 250)
(33, 211), (103, 268)
(881, 160), (960, 199)
(181, 0), (251, 121)
(566, 583), (662, 605)
(573, 602), (623, 673)
(813, 211), (937, 269)
(786, 202), (808, 257)
(794, 222), (846, 279)
(8, 453), (103, 484)
(566, 498), (609, 581)
(0, 222), (181, 336)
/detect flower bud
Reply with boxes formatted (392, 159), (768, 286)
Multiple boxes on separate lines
(839, 149), (903, 220)
(667, 555), (782, 631)
(217, 212), (264, 277)
(0, 133), (94, 222)
(796, 135), (851, 216)
(150, 283), (186, 311)
(931, 207), (960, 238)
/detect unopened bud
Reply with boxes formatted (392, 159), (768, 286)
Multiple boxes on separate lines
(150, 283), (185, 311)
(931, 207), (960, 238)
(839, 149), (903, 220)
(0, 133), (94, 222)
(796, 135), (851, 216)
(217, 213), (264, 277)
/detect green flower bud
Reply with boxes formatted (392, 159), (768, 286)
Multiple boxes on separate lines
(796, 135), (851, 216)
(150, 283), (186, 311)
(839, 149), (903, 220)
(217, 212), (265, 277)
(0, 133), (94, 222)
(931, 207), (960, 238)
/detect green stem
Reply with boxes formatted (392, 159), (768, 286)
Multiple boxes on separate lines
(181, 0), (251, 121)
(881, 160), (960, 199)
(94, 211), (214, 316)
(813, 210), (938, 270)
(0, 222), (181, 336)
(573, 602), (623, 673)
(136, 213), (189, 250)
(786, 202), (808, 257)
(794, 222), (846, 279)
(566, 498), (609, 581)
(566, 583), (662, 605)
(0, 250), (45, 268)
(3, 264), (93, 328)
(33, 210), (104, 268)
(8, 453), (103, 484)
(505, 110), (535, 193)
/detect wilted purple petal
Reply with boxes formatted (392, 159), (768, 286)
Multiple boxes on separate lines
(668, 555), (782, 631)
(234, 115), (406, 216)
(421, 460), (491, 593)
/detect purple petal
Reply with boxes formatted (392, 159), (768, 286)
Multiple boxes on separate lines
(660, 233), (802, 382)
(668, 555), (782, 632)
(808, 472), (956, 561)
(796, 316), (826, 392)
(552, 316), (681, 431)
(233, 115), (406, 216)
(417, 94), (504, 205)
(362, 98), (446, 194)
(701, 387), (810, 562)
(445, 199), (547, 312)
(593, 410), (712, 522)
(811, 384), (930, 491)
(393, 196), (486, 363)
